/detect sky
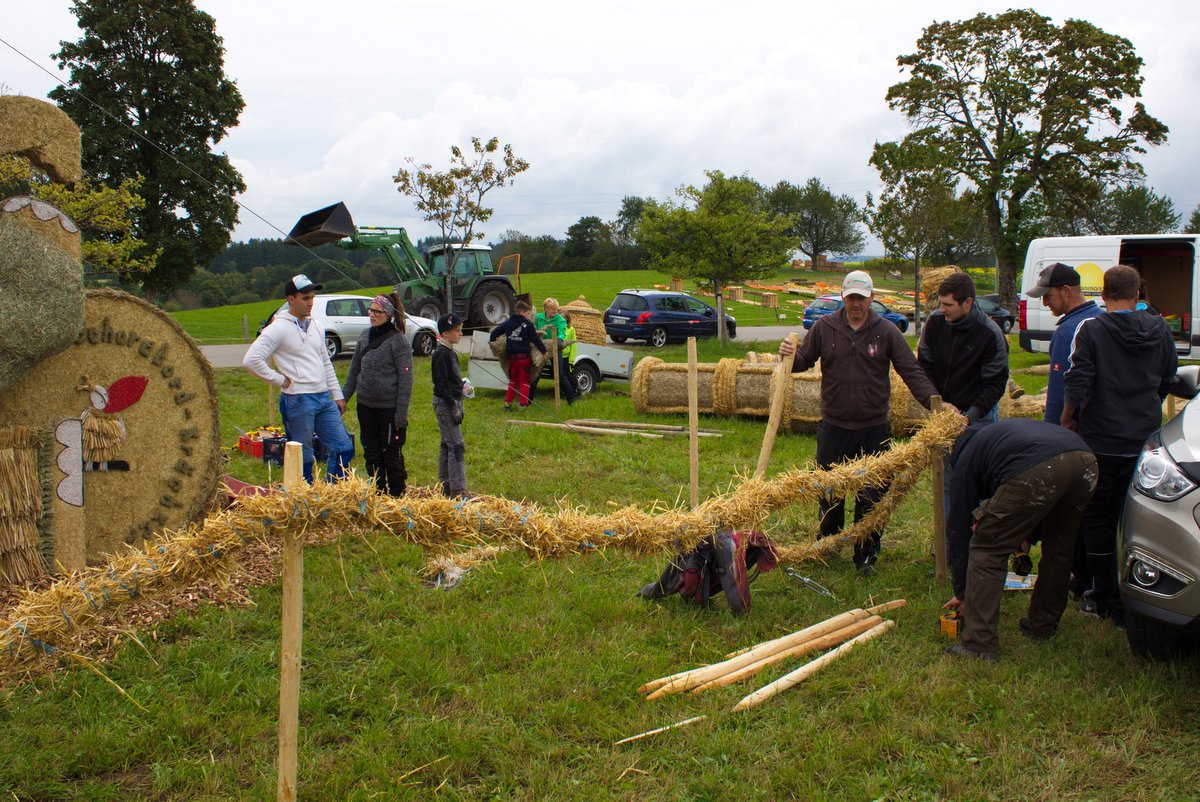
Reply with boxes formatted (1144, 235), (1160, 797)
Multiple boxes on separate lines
(4, 1), (1200, 253)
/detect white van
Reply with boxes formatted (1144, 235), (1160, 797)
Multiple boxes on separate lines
(1019, 235), (1199, 355)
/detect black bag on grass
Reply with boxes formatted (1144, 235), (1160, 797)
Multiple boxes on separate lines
(637, 528), (778, 615)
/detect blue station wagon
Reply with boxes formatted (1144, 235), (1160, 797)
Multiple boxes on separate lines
(603, 290), (736, 347)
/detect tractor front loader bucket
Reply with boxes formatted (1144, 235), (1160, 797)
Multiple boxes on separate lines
(284, 201), (356, 248)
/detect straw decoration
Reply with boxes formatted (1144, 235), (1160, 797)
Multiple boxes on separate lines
(0, 410), (962, 679)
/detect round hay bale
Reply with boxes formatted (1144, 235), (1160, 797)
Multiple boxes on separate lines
(0, 289), (222, 565)
(0, 213), (84, 395)
(0, 96), (82, 185)
(920, 266), (962, 312)
(0, 425), (45, 582)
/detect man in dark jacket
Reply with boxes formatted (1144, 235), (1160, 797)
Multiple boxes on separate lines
(943, 419), (1097, 660)
(1063, 265), (1177, 625)
(918, 272), (1009, 423)
(779, 270), (938, 575)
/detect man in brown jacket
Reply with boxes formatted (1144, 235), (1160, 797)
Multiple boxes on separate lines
(780, 270), (938, 575)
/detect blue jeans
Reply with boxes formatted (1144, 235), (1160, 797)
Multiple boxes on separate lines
(281, 392), (354, 483)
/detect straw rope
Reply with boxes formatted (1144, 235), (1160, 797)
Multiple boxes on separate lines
(0, 410), (963, 678)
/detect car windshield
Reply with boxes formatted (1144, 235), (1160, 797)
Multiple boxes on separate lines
(612, 294), (649, 312)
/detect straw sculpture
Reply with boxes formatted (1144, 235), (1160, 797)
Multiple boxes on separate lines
(0, 410), (963, 678)
(0, 426), (45, 583)
(920, 266), (962, 312)
(560, 296), (606, 345)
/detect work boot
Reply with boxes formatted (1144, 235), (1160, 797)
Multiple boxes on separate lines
(943, 642), (998, 662)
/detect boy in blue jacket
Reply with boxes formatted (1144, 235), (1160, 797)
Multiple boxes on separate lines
(489, 301), (546, 410)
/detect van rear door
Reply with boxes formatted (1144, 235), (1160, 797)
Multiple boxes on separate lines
(1119, 238), (1197, 355)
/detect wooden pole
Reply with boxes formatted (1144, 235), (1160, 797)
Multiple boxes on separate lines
(507, 419), (663, 438)
(754, 332), (799, 478)
(687, 337), (700, 509)
(551, 329), (561, 412)
(931, 395), (947, 584)
(268, 383), (277, 427)
(277, 441), (304, 802)
(242, 314), (250, 343)
(731, 620), (896, 712)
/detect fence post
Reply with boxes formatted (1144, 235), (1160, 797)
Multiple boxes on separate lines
(687, 337), (699, 508)
(277, 442), (304, 801)
(931, 396), (947, 584)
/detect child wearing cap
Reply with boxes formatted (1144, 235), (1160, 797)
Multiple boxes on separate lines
(431, 313), (468, 497)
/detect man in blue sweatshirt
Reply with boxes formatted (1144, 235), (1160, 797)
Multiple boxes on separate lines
(1063, 265), (1177, 626)
(1027, 263), (1101, 427)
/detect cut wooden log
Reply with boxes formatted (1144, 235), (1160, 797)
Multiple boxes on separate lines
(731, 619), (896, 712)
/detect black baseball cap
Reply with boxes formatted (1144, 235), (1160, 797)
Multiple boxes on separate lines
(285, 273), (322, 295)
(1027, 263), (1080, 298)
(437, 312), (463, 334)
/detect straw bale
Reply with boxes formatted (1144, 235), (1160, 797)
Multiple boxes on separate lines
(0, 214), (84, 395)
(2, 196), (81, 261)
(561, 295), (606, 346)
(0, 96), (82, 185)
(0, 290), (221, 566)
(0, 410), (965, 679)
(0, 426), (45, 583)
(744, 351), (781, 365)
(920, 266), (962, 312)
(632, 355), (929, 434)
(1000, 392), (1047, 419)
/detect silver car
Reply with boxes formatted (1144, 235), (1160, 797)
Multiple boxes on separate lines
(1120, 366), (1200, 659)
(267, 295), (439, 359)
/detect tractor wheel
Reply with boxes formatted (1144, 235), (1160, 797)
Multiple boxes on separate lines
(409, 296), (445, 321)
(469, 282), (517, 328)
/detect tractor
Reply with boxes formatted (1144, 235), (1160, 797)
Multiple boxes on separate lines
(285, 202), (521, 328)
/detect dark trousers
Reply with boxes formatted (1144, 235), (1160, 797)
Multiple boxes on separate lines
(816, 421), (891, 566)
(1079, 452), (1138, 621)
(962, 451), (1098, 654)
(356, 404), (406, 497)
(529, 355), (576, 403)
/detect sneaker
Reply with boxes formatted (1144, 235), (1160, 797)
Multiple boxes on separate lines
(944, 642), (998, 662)
(1080, 590), (1100, 618)
(1018, 617), (1053, 643)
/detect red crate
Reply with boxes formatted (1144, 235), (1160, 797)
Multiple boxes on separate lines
(237, 434), (263, 458)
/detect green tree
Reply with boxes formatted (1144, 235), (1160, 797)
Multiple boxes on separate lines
(1186, 205), (1200, 234)
(877, 9), (1168, 307)
(394, 137), (530, 311)
(562, 215), (611, 268)
(0, 154), (158, 280)
(490, 230), (563, 274)
(51, 0), (246, 300)
(1085, 184), (1179, 234)
(766, 178), (866, 265)
(637, 170), (795, 345)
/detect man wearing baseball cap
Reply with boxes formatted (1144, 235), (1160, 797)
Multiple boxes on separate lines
(1027, 263), (1101, 428)
(779, 270), (939, 576)
(243, 273), (355, 483)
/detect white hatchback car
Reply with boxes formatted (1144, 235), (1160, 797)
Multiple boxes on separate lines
(265, 294), (439, 359)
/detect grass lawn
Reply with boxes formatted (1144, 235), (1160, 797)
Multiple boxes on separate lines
(10, 278), (1199, 801)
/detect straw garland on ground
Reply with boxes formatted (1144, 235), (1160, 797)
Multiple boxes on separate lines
(0, 410), (963, 678)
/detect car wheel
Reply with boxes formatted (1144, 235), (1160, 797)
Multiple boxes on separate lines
(572, 362), (601, 395)
(610, 335), (627, 344)
(1125, 608), (1198, 661)
(409, 295), (445, 321)
(412, 330), (436, 357)
(325, 333), (341, 360)
(1001, 318), (1013, 334)
(650, 327), (668, 348)
(896, 318), (909, 333)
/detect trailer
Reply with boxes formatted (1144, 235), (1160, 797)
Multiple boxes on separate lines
(466, 331), (633, 395)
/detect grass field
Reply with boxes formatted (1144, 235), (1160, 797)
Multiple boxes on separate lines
(9, 273), (1199, 801)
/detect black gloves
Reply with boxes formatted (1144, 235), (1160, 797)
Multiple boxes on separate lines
(452, 403), (464, 426)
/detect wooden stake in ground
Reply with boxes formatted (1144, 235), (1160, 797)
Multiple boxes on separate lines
(687, 337), (699, 509)
(931, 394), (947, 584)
(755, 332), (798, 478)
(277, 441), (304, 802)
(731, 619), (896, 712)
(551, 329), (561, 412)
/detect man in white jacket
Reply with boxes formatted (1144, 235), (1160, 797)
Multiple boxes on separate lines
(243, 274), (355, 482)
